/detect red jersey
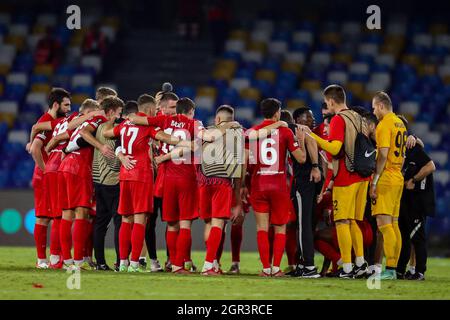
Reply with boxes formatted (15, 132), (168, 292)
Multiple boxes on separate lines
(113, 113), (160, 182)
(45, 112), (78, 174)
(145, 114), (202, 179)
(32, 112), (58, 185)
(328, 115), (370, 187)
(59, 115), (107, 178)
(246, 119), (299, 192)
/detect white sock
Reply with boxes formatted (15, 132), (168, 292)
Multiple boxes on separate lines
(49, 255), (60, 265)
(74, 260), (83, 266)
(213, 259), (219, 269)
(120, 259), (129, 267)
(232, 261), (240, 267)
(337, 259), (343, 266)
(343, 263), (353, 273)
(305, 266), (315, 271)
(375, 264), (382, 274)
(64, 259), (73, 265)
(263, 267), (271, 275)
(37, 258), (48, 265)
(202, 261), (214, 272)
(355, 256), (365, 267)
(130, 261), (139, 268)
(409, 266), (416, 275)
(368, 265), (374, 273)
(272, 266), (280, 274)
(298, 264), (304, 269)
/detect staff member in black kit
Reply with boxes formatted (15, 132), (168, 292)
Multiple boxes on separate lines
(289, 107), (322, 278)
(397, 115), (436, 281)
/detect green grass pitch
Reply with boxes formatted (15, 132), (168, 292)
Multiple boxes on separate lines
(1, 247), (449, 300)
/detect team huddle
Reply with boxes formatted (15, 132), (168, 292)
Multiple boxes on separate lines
(27, 83), (434, 280)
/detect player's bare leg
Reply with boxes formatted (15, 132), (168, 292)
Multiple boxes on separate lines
(35, 217), (50, 268)
(172, 219), (192, 274)
(255, 212), (271, 276)
(119, 215), (134, 271)
(202, 218), (226, 275)
(60, 209), (75, 269)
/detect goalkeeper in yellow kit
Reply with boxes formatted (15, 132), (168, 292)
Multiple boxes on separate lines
(370, 91), (407, 280)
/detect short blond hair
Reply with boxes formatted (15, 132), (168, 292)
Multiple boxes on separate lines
(80, 98), (100, 112)
(96, 87), (118, 101)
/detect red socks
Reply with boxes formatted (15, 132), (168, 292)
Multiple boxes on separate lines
(174, 228), (191, 268)
(268, 226), (275, 263)
(273, 233), (286, 268)
(216, 229), (225, 263)
(257, 230), (270, 269)
(205, 226), (222, 263)
(49, 219), (61, 256)
(285, 227), (298, 266)
(130, 223), (145, 262)
(60, 219), (73, 261)
(166, 230), (178, 265)
(34, 224), (48, 260)
(231, 224), (242, 262)
(73, 219), (88, 261)
(119, 222), (132, 260)
(315, 239), (341, 264)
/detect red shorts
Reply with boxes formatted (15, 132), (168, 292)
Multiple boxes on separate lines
(199, 184), (232, 220)
(163, 177), (198, 222)
(33, 179), (50, 218)
(118, 180), (153, 215)
(251, 189), (292, 225)
(44, 171), (61, 218)
(59, 172), (93, 210)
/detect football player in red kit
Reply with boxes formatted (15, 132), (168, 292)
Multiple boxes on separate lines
(28, 88), (71, 268)
(130, 97), (203, 274)
(103, 100), (183, 272)
(58, 97), (123, 270)
(29, 102), (104, 268)
(245, 98), (306, 276)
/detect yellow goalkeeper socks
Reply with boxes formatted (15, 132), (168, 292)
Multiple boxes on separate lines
(379, 224), (397, 268)
(393, 220), (402, 266)
(350, 220), (364, 266)
(336, 223), (352, 265)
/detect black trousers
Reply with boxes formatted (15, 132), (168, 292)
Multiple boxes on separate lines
(145, 197), (162, 260)
(93, 183), (121, 266)
(292, 179), (318, 267)
(397, 191), (428, 274)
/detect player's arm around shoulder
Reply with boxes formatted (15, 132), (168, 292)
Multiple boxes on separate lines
(289, 126), (307, 164)
(103, 121), (120, 139)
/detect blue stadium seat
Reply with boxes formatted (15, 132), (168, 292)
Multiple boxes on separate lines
(30, 74), (49, 85)
(222, 51), (241, 61)
(217, 87), (239, 106)
(4, 83), (27, 100)
(175, 86), (196, 100)
(0, 168), (9, 188)
(235, 68), (254, 80)
(251, 79), (273, 97)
